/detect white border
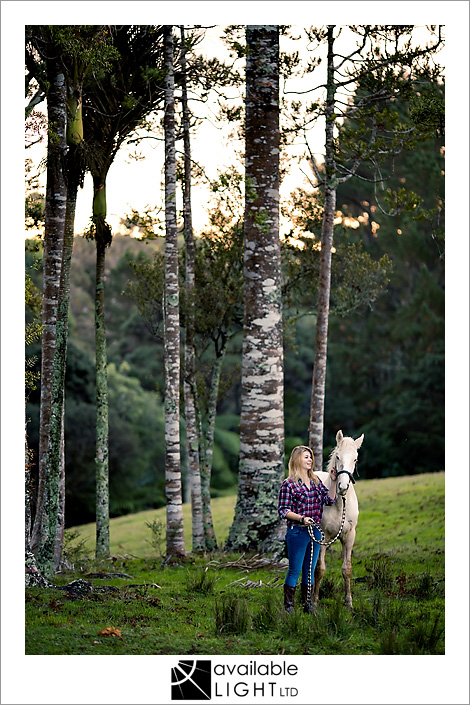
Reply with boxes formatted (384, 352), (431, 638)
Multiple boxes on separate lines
(2, 3), (469, 704)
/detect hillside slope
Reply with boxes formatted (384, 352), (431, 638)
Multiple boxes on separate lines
(69, 472), (444, 561)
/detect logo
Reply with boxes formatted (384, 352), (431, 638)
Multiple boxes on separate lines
(171, 660), (212, 701)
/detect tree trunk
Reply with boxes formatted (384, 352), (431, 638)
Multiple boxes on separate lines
(309, 26), (337, 471)
(35, 178), (77, 578)
(91, 171), (112, 560)
(180, 26), (205, 553)
(31, 60), (67, 563)
(53, 416), (66, 567)
(226, 26), (285, 553)
(95, 235), (110, 559)
(163, 26), (185, 559)
(26, 422), (53, 587)
(199, 346), (226, 551)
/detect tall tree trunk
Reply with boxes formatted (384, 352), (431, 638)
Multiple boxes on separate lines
(308, 26), (337, 471)
(91, 174), (112, 560)
(226, 25), (285, 553)
(94, 235), (110, 559)
(199, 346), (226, 551)
(35, 63), (84, 577)
(31, 61), (67, 561)
(163, 26), (185, 559)
(36, 178), (77, 578)
(180, 26), (205, 553)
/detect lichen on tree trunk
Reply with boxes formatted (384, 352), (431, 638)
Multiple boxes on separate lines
(36, 180), (77, 579)
(226, 26), (285, 553)
(31, 62), (67, 568)
(95, 235), (110, 559)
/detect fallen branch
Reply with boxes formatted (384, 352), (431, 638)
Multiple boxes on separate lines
(207, 553), (288, 573)
(224, 576), (282, 589)
(85, 571), (134, 580)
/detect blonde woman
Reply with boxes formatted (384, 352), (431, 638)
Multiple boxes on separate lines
(278, 445), (337, 613)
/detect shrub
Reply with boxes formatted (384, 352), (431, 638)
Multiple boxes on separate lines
(252, 589), (281, 632)
(187, 567), (219, 595)
(215, 592), (251, 634)
(365, 553), (395, 590)
(145, 518), (166, 558)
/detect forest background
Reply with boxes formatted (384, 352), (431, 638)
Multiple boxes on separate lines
(24, 24), (446, 529)
(2, 2), (470, 705)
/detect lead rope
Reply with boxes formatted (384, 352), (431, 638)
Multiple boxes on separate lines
(306, 496), (347, 605)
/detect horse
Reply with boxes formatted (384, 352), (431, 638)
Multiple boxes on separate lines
(313, 429), (364, 608)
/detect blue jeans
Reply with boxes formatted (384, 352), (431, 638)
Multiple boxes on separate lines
(284, 524), (322, 587)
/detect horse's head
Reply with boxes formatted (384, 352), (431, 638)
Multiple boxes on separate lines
(332, 430), (364, 496)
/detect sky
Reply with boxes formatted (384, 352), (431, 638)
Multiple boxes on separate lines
(2, 3), (470, 705)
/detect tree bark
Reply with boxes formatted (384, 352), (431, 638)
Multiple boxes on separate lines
(36, 177), (77, 578)
(309, 26), (337, 472)
(180, 26), (205, 553)
(163, 26), (186, 558)
(226, 26), (285, 552)
(26, 422), (53, 587)
(94, 233), (110, 559)
(199, 346), (226, 551)
(30, 60), (67, 565)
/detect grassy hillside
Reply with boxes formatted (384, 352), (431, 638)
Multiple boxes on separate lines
(26, 472), (445, 656)
(69, 472), (444, 569)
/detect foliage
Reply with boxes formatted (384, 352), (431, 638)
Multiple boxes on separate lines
(25, 159), (45, 231)
(25, 265), (43, 396)
(215, 592), (251, 634)
(144, 518), (166, 558)
(187, 566), (220, 595)
(27, 340), (167, 527)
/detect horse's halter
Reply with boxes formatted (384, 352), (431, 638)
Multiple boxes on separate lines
(335, 468), (356, 484)
(334, 455), (357, 485)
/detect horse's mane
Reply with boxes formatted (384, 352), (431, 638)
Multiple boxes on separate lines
(325, 446), (337, 474)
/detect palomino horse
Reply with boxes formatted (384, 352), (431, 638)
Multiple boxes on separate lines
(313, 430), (364, 608)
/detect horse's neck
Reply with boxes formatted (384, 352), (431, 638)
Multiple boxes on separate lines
(316, 470), (330, 488)
(318, 469), (356, 509)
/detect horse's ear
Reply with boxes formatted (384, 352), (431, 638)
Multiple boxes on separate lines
(336, 430), (343, 444)
(355, 433), (364, 449)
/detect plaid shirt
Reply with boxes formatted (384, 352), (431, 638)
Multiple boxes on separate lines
(278, 477), (336, 527)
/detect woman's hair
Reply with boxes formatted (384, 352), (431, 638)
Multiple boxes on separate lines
(288, 445), (319, 485)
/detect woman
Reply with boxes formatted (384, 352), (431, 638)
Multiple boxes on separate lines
(278, 445), (337, 613)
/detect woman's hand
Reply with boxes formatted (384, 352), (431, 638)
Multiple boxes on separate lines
(330, 468), (337, 482)
(304, 516), (314, 526)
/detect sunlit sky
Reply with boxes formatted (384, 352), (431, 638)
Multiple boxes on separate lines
(2, 2), (470, 704)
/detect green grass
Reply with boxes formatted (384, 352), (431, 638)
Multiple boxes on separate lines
(25, 472), (445, 655)
(72, 492), (237, 556)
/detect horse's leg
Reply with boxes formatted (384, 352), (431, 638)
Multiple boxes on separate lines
(313, 545), (326, 605)
(341, 528), (355, 608)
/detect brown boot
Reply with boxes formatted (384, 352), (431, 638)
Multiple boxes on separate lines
(283, 584), (296, 613)
(301, 583), (314, 614)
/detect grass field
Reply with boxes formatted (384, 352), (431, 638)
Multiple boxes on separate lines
(25, 472), (445, 656)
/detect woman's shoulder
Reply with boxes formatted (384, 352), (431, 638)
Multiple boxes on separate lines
(281, 477), (298, 489)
